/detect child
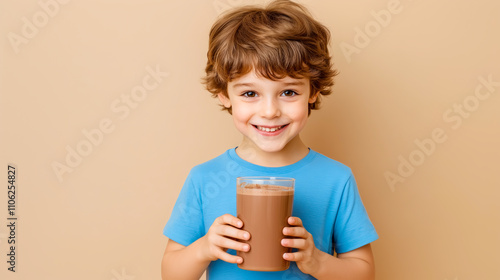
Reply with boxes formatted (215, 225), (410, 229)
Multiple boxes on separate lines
(161, 1), (378, 279)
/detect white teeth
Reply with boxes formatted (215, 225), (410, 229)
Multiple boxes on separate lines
(257, 125), (284, 132)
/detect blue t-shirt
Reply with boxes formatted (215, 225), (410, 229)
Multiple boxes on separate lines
(164, 148), (378, 279)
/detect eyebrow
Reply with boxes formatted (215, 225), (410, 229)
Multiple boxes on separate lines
(232, 81), (306, 88)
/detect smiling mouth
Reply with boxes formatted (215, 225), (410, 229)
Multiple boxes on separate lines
(253, 124), (288, 132)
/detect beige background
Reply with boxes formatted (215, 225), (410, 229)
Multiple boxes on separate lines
(1, 0), (499, 279)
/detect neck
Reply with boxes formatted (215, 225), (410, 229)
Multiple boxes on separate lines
(236, 136), (309, 167)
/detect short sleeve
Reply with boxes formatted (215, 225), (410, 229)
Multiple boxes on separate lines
(333, 174), (378, 254)
(163, 169), (205, 246)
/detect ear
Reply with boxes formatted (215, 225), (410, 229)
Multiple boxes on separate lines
(217, 93), (232, 108)
(309, 91), (320, 104)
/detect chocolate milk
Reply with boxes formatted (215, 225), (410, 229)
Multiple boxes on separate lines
(237, 184), (294, 271)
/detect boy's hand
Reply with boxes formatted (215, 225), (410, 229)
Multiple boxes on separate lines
(281, 217), (321, 275)
(200, 214), (250, 264)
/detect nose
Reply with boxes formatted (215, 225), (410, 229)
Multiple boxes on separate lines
(260, 96), (281, 118)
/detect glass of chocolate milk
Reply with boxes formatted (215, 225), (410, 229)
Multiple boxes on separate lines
(236, 177), (295, 271)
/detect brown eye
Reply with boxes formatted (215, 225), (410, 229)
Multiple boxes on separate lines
(281, 90), (298, 97)
(242, 91), (257, 97)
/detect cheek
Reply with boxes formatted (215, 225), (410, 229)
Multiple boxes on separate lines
(231, 104), (253, 124)
(287, 103), (309, 124)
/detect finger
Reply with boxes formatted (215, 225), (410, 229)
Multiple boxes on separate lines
(287, 216), (303, 226)
(213, 235), (250, 252)
(281, 238), (307, 249)
(283, 226), (307, 237)
(215, 249), (244, 264)
(283, 251), (304, 262)
(216, 225), (250, 241)
(216, 214), (244, 228)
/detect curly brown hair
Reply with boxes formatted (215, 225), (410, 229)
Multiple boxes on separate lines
(202, 0), (338, 114)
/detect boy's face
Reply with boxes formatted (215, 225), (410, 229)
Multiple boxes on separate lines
(218, 69), (318, 155)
